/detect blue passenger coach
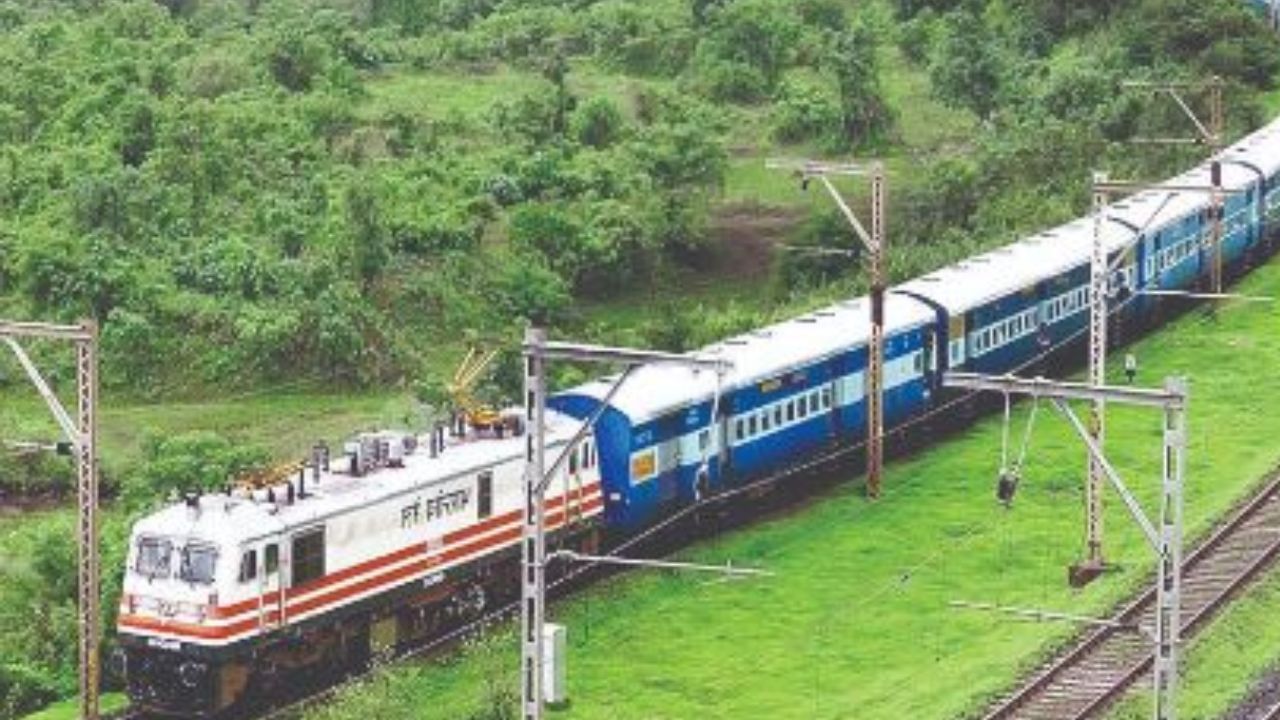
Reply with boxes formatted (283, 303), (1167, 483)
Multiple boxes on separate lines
(553, 119), (1280, 536)
(550, 296), (936, 532)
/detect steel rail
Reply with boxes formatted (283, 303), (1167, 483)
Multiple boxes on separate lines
(979, 470), (1280, 720)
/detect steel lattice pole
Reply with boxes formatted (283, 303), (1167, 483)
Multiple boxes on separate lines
(521, 327), (548, 720)
(1154, 376), (1187, 720)
(76, 321), (99, 720)
(1086, 181), (1108, 569)
(1209, 79), (1225, 295)
(866, 164), (887, 499)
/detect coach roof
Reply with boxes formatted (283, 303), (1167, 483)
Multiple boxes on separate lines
(558, 293), (935, 425)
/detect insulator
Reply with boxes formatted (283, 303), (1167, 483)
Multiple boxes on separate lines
(996, 472), (1019, 506)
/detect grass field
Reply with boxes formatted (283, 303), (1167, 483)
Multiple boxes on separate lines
(302, 256), (1280, 720)
(0, 385), (416, 476)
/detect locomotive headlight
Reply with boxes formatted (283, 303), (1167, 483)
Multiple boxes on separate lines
(109, 648), (128, 679)
(178, 661), (208, 688)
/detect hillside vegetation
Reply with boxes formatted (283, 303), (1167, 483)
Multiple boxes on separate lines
(0, 0), (1276, 396)
(2, 0), (1280, 718)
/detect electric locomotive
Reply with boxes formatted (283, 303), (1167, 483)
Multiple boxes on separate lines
(116, 415), (603, 717)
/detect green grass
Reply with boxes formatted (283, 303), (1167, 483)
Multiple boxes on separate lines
(358, 66), (539, 122)
(0, 385), (416, 475)
(19, 693), (127, 720)
(1105, 556), (1280, 719)
(719, 42), (976, 208)
(304, 258), (1280, 720)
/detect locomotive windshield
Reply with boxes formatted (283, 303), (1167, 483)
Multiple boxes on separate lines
(134, 537), (172, 579)
(179, 543), (219, 585)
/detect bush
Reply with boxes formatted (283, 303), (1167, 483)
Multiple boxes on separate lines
(0, 452), (75, 499)
(771, 76), (841, 143)
(131, 431), (270, 501)
(0, 663), (61, 720)
(692, 58), (770, 103)
(571, 96), (625, 149)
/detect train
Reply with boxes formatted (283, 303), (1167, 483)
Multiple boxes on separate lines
(1248, 0), (1280, 29)
(114, 77), (1280, 720)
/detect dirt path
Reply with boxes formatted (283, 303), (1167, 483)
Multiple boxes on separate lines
(706, 202), (805, 281)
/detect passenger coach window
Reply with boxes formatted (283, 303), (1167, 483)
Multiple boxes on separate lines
(265, 544), (279, 575)
(135, 537), (172, 579)
(179, 543), (219, 585)
(291, 528), (326, 587)
(478, 471), (493, 519)
(239, 549), (258, 583)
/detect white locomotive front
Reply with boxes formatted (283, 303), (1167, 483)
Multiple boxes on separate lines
(115, 413), (603, 717)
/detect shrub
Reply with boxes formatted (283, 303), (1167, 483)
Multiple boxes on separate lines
(771, 76), (841, 143)
(132, 431), (270, 501)
(571, 96), (625, 149)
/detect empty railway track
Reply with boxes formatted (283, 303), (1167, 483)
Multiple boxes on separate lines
(980, 471), (1280, 720)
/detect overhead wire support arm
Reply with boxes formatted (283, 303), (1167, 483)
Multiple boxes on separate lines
(3, 337), (80, 442)
(942, 371), (1188, 720)
(521, 329), (737, 720)
(943, 372), (1183, 409)
(949, 601), (1148, 637)
(1, 319), (100, 720)
(539, 364), (638, 496)
(548, 550), (772, 578)
(765, 157), (889, 499)
(1052, 397), (1161, 551)
(1118, 75), (1227, 294)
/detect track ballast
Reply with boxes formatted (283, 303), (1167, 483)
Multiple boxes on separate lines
(980, 471), (1280, 720)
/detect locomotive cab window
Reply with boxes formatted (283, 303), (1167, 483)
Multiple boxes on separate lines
(135, 537), (172, 580)
(265, 543), (279, 575)
(291, 528), (326, 588)
(179, 543), (219, 585)
(478, 471), (493, 520)
(239, 549), (258, 583)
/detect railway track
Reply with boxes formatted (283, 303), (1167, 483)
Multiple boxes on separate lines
(980, 471), (1280, 720)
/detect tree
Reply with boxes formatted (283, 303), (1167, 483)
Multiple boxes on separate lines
(133, 432), (270, 499)
(830, 22), (895, 147)
(571, 96), (625, 148)
(344, 181), (389, 292)
(702, 0), (802, 89)
(930, 9), (1003, 121)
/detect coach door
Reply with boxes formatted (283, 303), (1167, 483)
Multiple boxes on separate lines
(921, 328), (939, 398)
(258, 538), (284, 631)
